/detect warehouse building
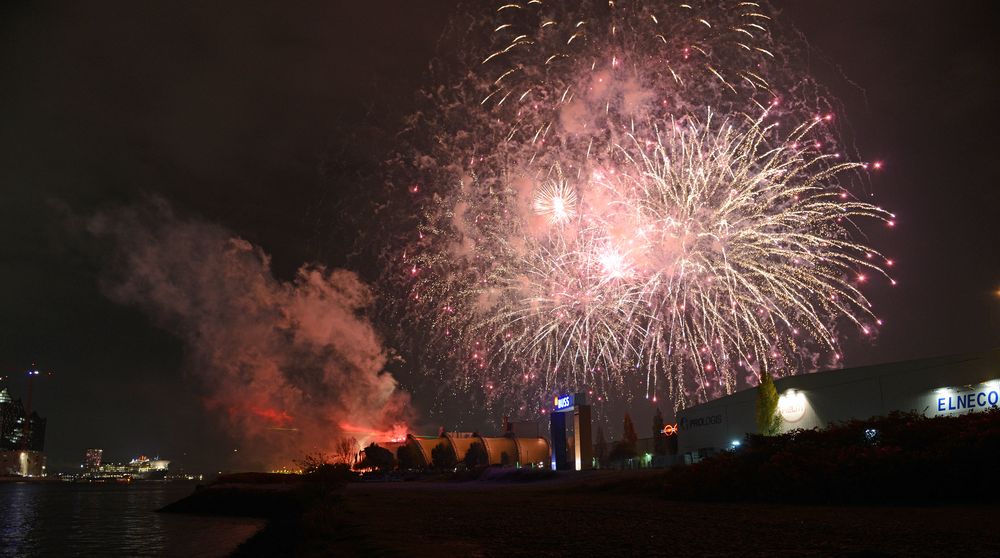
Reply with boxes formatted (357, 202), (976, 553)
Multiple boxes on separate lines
(406, 432), (550, 468)
(677, 348), (1000, 463)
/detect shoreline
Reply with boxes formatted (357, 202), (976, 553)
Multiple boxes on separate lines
(158, 470), (1000, 557)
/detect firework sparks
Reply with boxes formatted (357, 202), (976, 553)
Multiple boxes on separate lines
(533, 175), (578, 225)
(387, 1), (894, 411)
(457, 112), (892, 407)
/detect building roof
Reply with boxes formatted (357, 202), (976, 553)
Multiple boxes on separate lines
(444, 433), (481, 462)
(681, 348), (1000, 415)
(479, 436), (518, 465)
(403, 434), (550, 468)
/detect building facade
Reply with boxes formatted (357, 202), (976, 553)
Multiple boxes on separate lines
(0, 388), (47, 476)
(404, 433), (550, 469)
(677, 349), (1000, 462)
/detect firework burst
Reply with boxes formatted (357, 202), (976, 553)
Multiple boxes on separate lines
(386, 1), (894, 411)
(452, 112), (891, 407)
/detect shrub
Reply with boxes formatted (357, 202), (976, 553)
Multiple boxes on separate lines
(647, 409), (1000, 504)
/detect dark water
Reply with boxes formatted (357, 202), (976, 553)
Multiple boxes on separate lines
(0, 482), (265, 558)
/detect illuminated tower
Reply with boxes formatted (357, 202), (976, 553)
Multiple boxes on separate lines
(549, 392), (593, 471)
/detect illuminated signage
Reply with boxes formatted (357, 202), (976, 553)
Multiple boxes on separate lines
(777, 390), (807, 422)
(662, 423), (678, 436)
(935, 384), (999, 414)
(554, 394), (573, 410)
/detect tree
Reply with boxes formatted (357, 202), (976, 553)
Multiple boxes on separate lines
(295, 452), (333, 473)
(431, 441), (456, 471)
(464, 441), (489, 469)
(756, 371), (782, 436)
(357, 443), (394, 472)
(595, 426), (608, 467)
(333, 436), (359, 465)
(623, 413), (638, 447)
(653, 408), (668, 456)
(610, 414), (639, 465)
(396, 443), (421, 470)
(499, 451), (511, 466)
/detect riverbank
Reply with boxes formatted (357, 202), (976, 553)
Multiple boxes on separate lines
(159, 471), (356, 556)
(0, 475), (63, 484)
(164, 470), (1000, 557)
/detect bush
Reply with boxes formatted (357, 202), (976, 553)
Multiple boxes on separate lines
(305, 463), (355, 487)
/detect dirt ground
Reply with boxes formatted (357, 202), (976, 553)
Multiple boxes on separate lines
(309, 471), (1000, 558)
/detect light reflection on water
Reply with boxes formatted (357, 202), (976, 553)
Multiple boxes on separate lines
(0, 482), (264, 557)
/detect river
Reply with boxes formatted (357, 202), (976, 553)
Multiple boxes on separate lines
(0, 481), (264, 557)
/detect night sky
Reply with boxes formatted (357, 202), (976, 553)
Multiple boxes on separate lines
(1, 1), (997, 472)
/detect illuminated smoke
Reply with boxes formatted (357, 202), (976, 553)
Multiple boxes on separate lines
(89, 200), (410, 467)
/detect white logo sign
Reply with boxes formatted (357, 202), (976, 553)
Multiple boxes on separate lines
(777, 391), (806, 422)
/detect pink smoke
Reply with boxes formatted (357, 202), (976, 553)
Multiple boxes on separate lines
(88, 200), (410, 467)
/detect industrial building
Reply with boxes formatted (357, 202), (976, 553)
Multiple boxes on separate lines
(0, 387), (47, 476)
(404, 432), (550, 468)
(677, 349), (1000, 463)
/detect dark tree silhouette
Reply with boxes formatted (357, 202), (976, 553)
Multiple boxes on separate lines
(653, 408), (668, 456)
(610, 414), (639, 464)
(595, 426), (608, 467)
(396, 443), (421, 470)
(357, 443), (394, 472)
(333, 436), (359, 465)
(431, 441), (456, 470)
(623, 413), (638, 447)
(464, 441), (489, 468)
(295, 452), (333, 473)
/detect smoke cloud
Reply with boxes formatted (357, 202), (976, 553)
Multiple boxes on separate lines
(88, 200), (410, 467)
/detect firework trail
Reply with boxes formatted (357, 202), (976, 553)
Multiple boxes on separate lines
(386, 1), (893, 411)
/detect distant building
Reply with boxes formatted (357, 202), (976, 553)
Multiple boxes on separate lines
(0, 388), (46, 452)
(0, 388), (47, 476)
(84, 449), (104, 470)
(78, 455), (170, 482)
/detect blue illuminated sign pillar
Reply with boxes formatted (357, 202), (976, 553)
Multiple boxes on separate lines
(549, 393), (593, 471)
